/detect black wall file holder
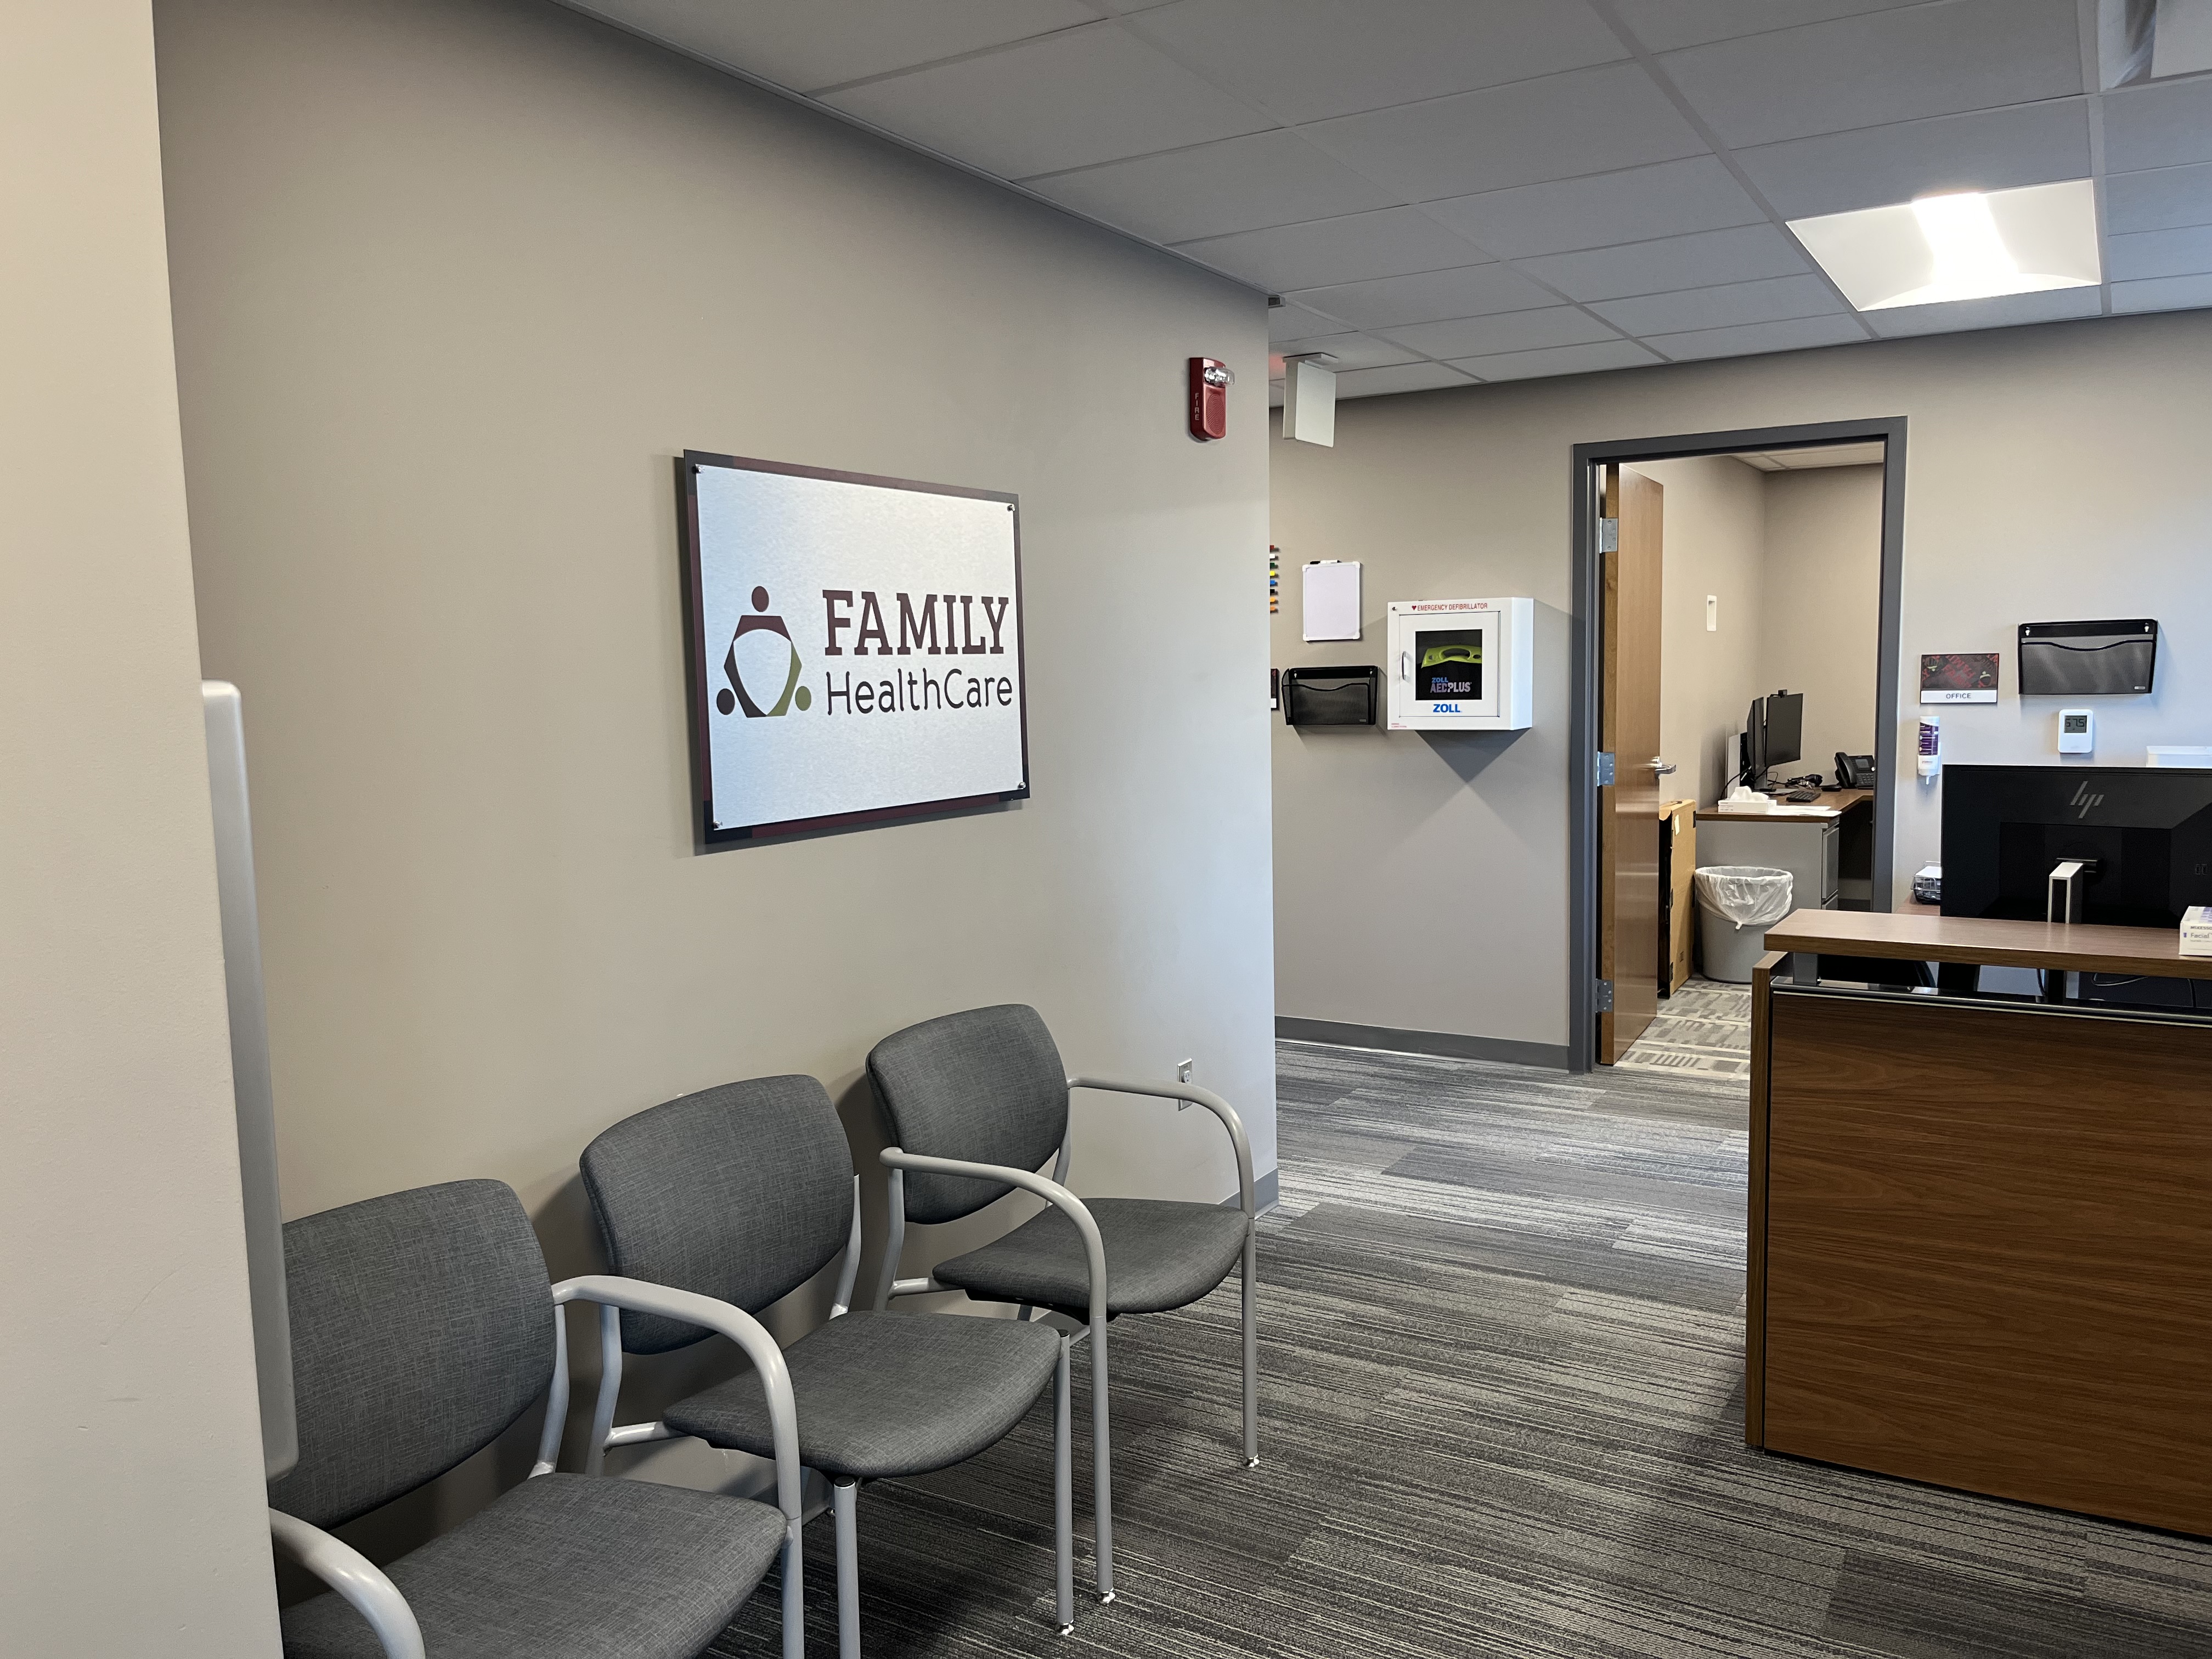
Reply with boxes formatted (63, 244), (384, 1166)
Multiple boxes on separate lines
(1283, 664), (1379, 726)
(2018, 619), (2158, 696)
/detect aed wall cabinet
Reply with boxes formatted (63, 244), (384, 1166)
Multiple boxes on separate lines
(1386, 598), (1534, 731)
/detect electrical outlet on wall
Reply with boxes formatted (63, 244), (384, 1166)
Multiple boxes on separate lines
(1177, 1058), (1193, 1109)
(1706, 595), (1718, 632)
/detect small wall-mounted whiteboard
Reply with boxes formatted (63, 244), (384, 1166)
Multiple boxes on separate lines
(1302, 560), (1362, 641)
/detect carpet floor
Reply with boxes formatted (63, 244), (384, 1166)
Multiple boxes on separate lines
(710, 1042), (2212, 1657)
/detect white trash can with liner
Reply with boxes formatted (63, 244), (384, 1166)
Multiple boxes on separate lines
(1694, 866), (1795, 983)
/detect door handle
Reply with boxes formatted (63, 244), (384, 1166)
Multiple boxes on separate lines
(1648, 759), (1677, 775)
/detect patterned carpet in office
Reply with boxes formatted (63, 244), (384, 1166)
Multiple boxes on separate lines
(712, 1040), (2212, 1657)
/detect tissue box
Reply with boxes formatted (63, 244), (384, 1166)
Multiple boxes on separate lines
(2182, 906), (2212, 957)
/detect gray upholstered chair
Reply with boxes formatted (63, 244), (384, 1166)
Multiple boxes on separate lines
(865, 1003), (1259, 1609)
(578, 1074), (1071, 1655)
(267, 1178), (804, 1659)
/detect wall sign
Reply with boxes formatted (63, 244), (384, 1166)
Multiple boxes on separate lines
(679, 451), (1028, 842)
(1920, 651), (2000, 704)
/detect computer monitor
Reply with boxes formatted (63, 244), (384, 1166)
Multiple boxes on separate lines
(1762, 690), (1803, 769)
(1740, 690), (1804, 786)
(1942, 764), (2212, 928)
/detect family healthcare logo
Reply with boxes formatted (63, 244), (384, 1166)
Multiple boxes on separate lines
(715, 585), (1016, 720)
(716, 586), (810, 717)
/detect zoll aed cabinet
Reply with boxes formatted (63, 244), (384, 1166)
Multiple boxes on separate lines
(1386, 597), (1534, 731)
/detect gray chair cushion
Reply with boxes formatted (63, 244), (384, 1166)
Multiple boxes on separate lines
(269, 1181), (552, 1529)
(934, 1198), (1249, 1320)
(582, 1075), (854, 1354)
(663, 1310), (1062, 1480)
(867, 1005), (1069, 1223)
(280, 1472), (785, 1659)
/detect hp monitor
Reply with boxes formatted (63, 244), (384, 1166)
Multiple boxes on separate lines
(1942, 764), (2212, 928)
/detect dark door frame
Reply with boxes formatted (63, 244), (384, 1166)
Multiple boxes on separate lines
(1567, 416), (1908, 1075)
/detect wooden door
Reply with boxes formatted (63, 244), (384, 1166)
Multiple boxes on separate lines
(1599, 465), (1663, 1062)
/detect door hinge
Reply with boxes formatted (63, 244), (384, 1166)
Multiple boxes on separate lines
(1599, 517), (1619, 553)
(1595, 751), (1616, 786)
(1594, 979), (1615, 1012)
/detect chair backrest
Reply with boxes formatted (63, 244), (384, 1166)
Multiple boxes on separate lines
(267, 1180), (552, 1530)
(580, 1074), (854, 1354)
(867, 1004), (1069, 1224)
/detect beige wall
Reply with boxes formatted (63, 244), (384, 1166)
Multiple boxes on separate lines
(2, 4), (280, 1654)
(159, 0), (1274, 1533)
(1758, 466), (1883, 781)
(1272, 310), (2212, 1054)
(1633, 456), (1766, 809)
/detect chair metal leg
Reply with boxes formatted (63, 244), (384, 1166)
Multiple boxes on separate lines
(833, 1478), (860, 1659)
(1089, 1317), (1114, 1603)
(781, 1521), (803, 1659)
(1242, 1226), (1259, 1468)
(1054, 1335), (1074, 1635)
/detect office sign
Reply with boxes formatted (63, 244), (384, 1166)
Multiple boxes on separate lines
(679, 451), (1028, 841)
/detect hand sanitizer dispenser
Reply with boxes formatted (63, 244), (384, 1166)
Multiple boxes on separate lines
(1385, 598), (1534, 731)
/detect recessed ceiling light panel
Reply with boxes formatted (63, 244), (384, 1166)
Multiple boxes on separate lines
(1788, 179), (2101, 312)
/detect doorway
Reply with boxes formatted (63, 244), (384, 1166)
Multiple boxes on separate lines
(1569, 420), (1907, 1074)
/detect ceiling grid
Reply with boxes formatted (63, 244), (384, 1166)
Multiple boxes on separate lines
(559, 0), (2212, 398)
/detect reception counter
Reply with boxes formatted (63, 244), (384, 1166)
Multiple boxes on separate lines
(1746, 910), (2211, 1538)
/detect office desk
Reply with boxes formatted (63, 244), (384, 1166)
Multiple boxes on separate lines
(1698, 789), (1875, 910)
(1747, 911), (2212, 1537)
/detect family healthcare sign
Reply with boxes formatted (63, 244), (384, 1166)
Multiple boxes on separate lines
(679, 451), (1029, 842)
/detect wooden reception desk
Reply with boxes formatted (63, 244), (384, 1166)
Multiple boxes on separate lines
(1747, 910), (2211, 1538)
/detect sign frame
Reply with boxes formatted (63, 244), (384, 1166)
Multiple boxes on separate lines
(676, 449), (1030, 845)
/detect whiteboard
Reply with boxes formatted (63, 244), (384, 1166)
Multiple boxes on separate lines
(1302, 559), (1361, 641)
(681, 452), (1028, 840)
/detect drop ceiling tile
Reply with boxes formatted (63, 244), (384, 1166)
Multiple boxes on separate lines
(1861, 286), (2102, 337)
(2111, 273), (2212, 314)
(2104, 78), (2212, 173)
(1449, 339), (1663, 381)
(1423, 156), (1766, 259)
(1174, 207), (1482, 291)
(1736, 100), (2091, 221)
(1268, 301), (1353, 342)
(1132, 0), (1623, 125)
(823, 22), (1268, 179)
(575, 0), (1097, 93)
(1269, 334), (1424, 371)
(1303, 61), (1708, 203)
(1514, 223), (1810, 302)
(1287, 264), (1556, 330)
(2106, 163), (2212, 234)
(1656, 0), (2083, 150)
(1590, 273), (1845, 334)
(1031, 131), (1400, 243)
(1332, 362), (1481, 399)
(1385, 307), (1621, 358)
(2106, 224), (2212, 283)
(1643, 314), (1867, 359)
(1610, 0), (1925, 54)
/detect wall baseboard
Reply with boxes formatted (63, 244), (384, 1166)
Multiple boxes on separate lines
(1274, 1016), (1571, 1071)
(1221, 1167), (1282, 1216)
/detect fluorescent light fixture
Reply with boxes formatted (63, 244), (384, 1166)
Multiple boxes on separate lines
(1788, 179), (2101, 311)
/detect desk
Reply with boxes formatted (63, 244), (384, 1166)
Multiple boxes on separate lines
(1747, 910), (2212, 1537)
(1698, 788), (1874, 910)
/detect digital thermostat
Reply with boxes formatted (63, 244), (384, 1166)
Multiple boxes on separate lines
(1385, 597), (1534, 731)
(2057, 708), (2094, 754)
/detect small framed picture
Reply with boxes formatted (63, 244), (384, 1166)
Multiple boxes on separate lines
(1920, 652), (1999, 704)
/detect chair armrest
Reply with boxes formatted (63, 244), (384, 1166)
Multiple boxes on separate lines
(1066, 1074), (1257, 1218)
(879, 1149), (1108, 1329)
(269, 1509), (425, 1659)
(551, 1275), (804, 1532)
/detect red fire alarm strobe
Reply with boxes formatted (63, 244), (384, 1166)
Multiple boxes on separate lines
(1189, 358), (1232, 441)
